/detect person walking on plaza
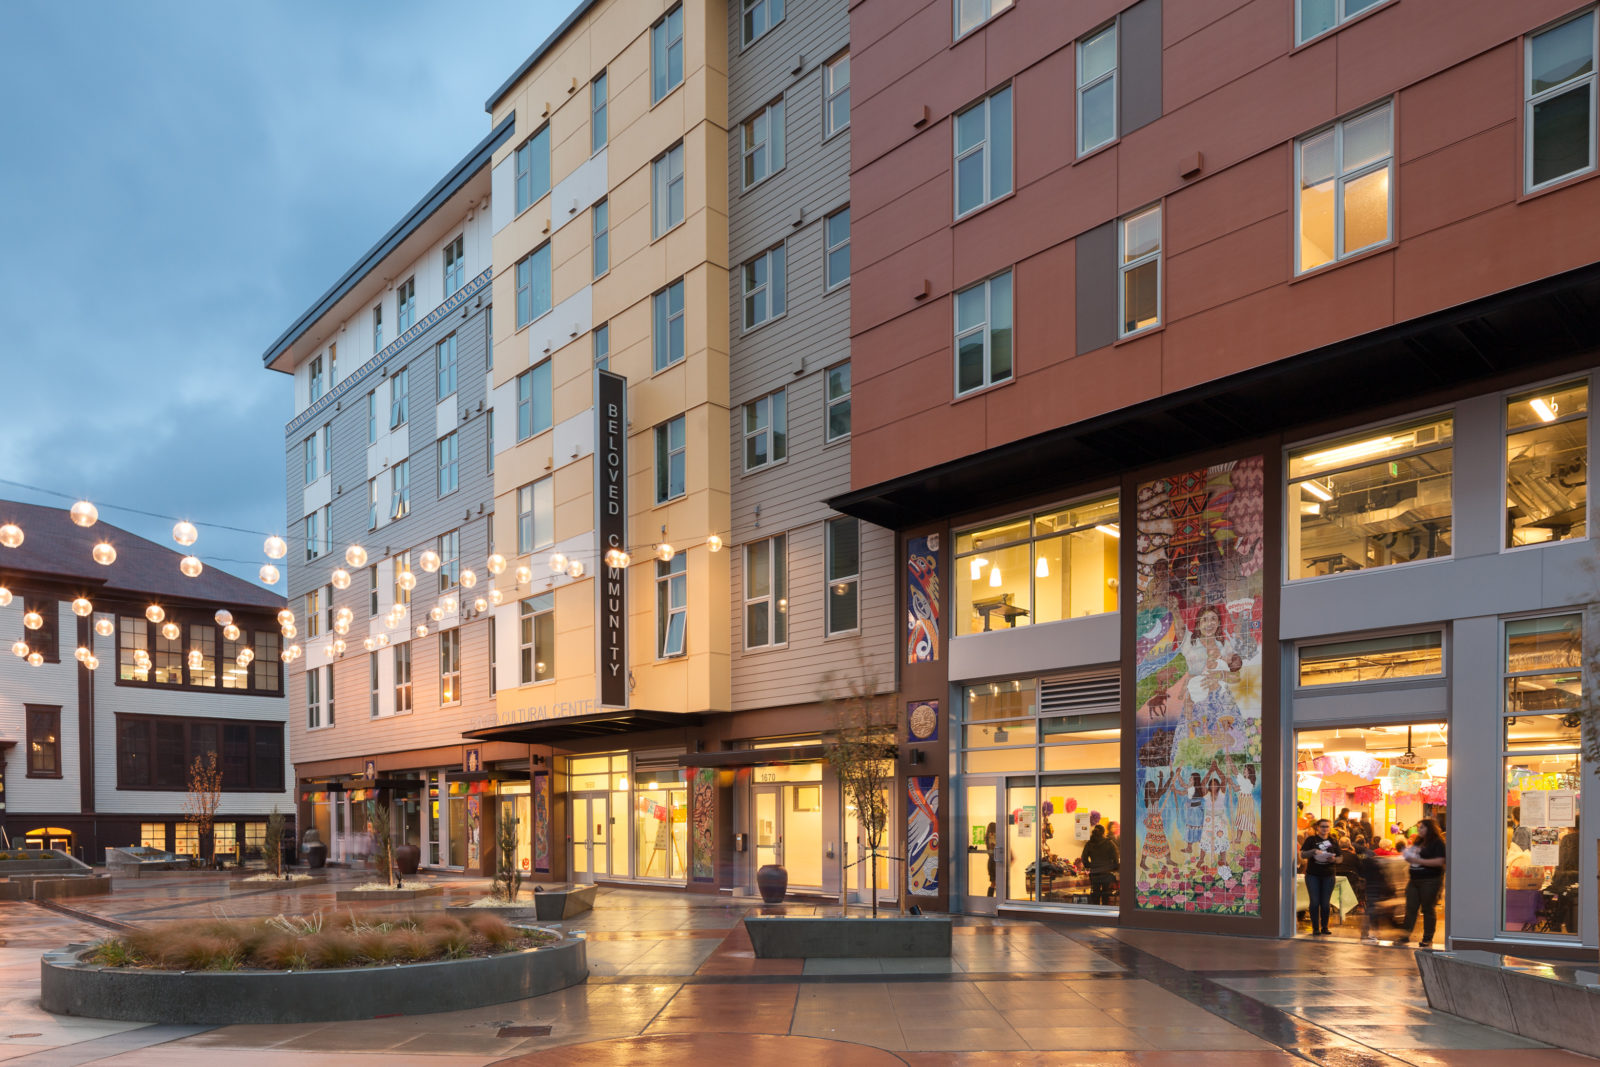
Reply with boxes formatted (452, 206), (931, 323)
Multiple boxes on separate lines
(1357, 838), (1402, 943)
(1081, 823), (1120, 905)
(1301, 818), (1348, 935)
(1395, 817), (1446, 948)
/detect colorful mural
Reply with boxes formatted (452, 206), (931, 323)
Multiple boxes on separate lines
(907, 775), (940, 896)
(1134, 457), (1265, 916)
(466, 795), (482, 867)
(907, 535), (941, 664)
(691, 768), (716, 881)
(533, 772), (550, 873)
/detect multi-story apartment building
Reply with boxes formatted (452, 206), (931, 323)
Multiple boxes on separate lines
(833, 0), (1600, 955)
(0, 501), (290, 861)
(262, 120), (519, 875)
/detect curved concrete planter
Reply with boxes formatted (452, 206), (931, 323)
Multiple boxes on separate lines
(40, 931), (586, 1025)
(333, 883), (443, 903)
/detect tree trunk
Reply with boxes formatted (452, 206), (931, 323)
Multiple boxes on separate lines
(871, 846), (878, 918)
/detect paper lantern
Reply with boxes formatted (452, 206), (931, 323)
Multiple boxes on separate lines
(11, 640), (28, 658)
(70, 500), (98, 527)
(84, 654), (98, 670)
(707, 534), (723, 552)
(398, 570), (417, 592)
(277, 609), (295, 626)
(27, 651), (42, 667)
(489, 589), (504, 605)
(75, 646), (90, 663)
(460, 568), (477, 588)
(567, 560), (584, 578)
(515, 565), (532, 584)
(549, 552), (568, 573)
(657, 543), (675, 562)
(188, 649), (204, 670)
(474, 597), (488, 613)
(415, 624), (429, 637)
(161, 622), (180, 641)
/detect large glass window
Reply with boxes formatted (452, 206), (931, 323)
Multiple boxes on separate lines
(954, 270), (1013, 396)
(390, 366), (409, 428)
(514, 125), (551, 214)
(1297, 632), (1444, 687)
(652, 143), (686, 238)
(437, 529), (460, 592)
(515, 243), (552, 328)
(1288, 413), (1453, 579)
(436, 432), (459, 497)
(657, 555), (687, 658)
(742, 99), (786, 188)
(954, 86), (1013, 218)
(743, 390), (787, 471)
(440, 629), (461, 706)
(825, 207), (850, 289)
(443, 234), (465, 294)
(656, 416), (687, 502)
(394, 641), (413, 712)
(653, 279), (686, 370)
(1506, 379), (1588, 547)
(26, 705), (60, 777)
(520, 594), (555, 683)
(593, 198), (610, 278)
(1297, 0), (1388, 45)
(826, 517), (860, 635)
(652, 5), (684, 104)
(742, 245), (786, 329)
(1078, 25), (1117, 155)
(955, 0), (1013, 39)
(591, 71), (608, 153)
(742, 0), (783, 46)
(1503, 614), (1583, 937)
(436, 334), (458, 399)
(117, 715), (284, 791)
(953, 495), (1120, 636)
(517, 477), (554, 554)
(516, 360), (552, 440)
(1526, 10), (1597, 191)
(396, 276), (416, 332)
(390, 458), (411, 520)
(825, 53), (850, 135)
(744, 534), (788, 649)
(1297, 100), (1393, 273)
(825, 362), (851, 441)
(1119, 205), (1161, 336)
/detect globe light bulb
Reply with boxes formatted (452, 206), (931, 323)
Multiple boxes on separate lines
(70, 500), (99, 528)
(27, 652), (42, 667)
(567, 560), (585, 578)
(334, 618), (350, 635)
(214, 609), (233, 627)
(415, 624), (429, 637)
(12, 640), (28, 658)
(332, 639), (346, 655)
(264, 535), (288, 560)
(173, 521), (199, 547)
(336, 606), (353, 623)
(429, 606), (444, 622)
(237, 648), (254, 666)
(0, 523), (23, 549)
(548, 552), (568, 574)
(474, 597), (488, 613)
(486, 553), (507, 575)
(84, 654), (99, 670)
(277, 608), (295, 626)
(134, 649), (151, 666)
(515, 565), (532, 584)
(331, 568), (351, 590)
(324, 644), (336, 659)
(286, 644), (302, 661)
(657, 543), (675, 562)
(398, 570), (417, 592)
(363, 636), (376, 652)
(282, 623), (297, 639)
(72, 597), (93, 617)
(375, 633), (389, 648)
(180, 555), (203, 578)
(22, 611), (43, 631)
(145, 605), (165, 624)
(161, 622), (180, 641)
(419, 550), (440, 573)
(188, 649), (203, 670)
(75, 646), (90, 663)
(489, 589), (504, 605)
(460, 568), (477, 588)
(442, 596), (457, 613)
(223, 623), (241, 641)
(707, 534), (723, 552)
(0, 587), (10, 607)
(92, 542), (116, 565)
(345, 545), (368, 568)
(259, 564), (280, 585)
(94, 617), (114, 637)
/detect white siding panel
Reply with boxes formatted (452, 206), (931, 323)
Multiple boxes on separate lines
(551, 148), (608, 236)
(526, 286), (593, 367)
(491, 156), (514, 234)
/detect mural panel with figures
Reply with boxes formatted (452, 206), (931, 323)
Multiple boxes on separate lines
(906, 535), (940, 664)
(1134, 457), (1265, 915)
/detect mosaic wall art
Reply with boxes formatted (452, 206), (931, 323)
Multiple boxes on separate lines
(1134, 456), (1265, 915)
(907, 775), (940, 896)
(691, 767), (716, 881)
(906, 535), (941, 663)
(533, 772), (550, 873)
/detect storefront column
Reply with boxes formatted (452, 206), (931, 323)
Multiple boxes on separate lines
(1449, 616), (1501, 945)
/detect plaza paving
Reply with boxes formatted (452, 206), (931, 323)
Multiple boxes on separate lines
(0, 871), (1591, 1065)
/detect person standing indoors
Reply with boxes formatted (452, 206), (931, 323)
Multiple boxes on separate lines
(1081, 824), (1120, 905)
(1395, 818), (1446, 948)
(1301, 818), (1347, 935)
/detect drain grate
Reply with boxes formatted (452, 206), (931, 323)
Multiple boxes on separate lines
(497, 1025), (553, 1038)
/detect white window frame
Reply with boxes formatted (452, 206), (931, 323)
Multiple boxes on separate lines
(742, 0), (784, 47)
(437, 432), (459, 497)
(367, 478), (379, 530)
(653, 280), (686, 371)
(516, 361), (552, 440)
(594, 322), (610, 371)
(1118, 203), (1162, 338)
(302, 435), (317, 486)
(366, 390), (377, 444)
(370, 652), (380, 718)
(436, 334), (458, 399)
(652, 143), (686, 238)
(519, 594), (555, 685)
(656, 416), (687, 503)
(396, 276), (416, 332)
(439, 628), (461, 706)
(516, 243), (552, 328)
(372, 303), (383, 353)
(825, 362), (852, 442)
(394, 642), (413, 712)
(824, 207), (850, 290)
(305, 509), (322, 561)
(320, 423), (332, 476)
(824, 52), (850, 137)
(390, 458), (411, 520)
(954, 86), (1013, 218)
(437, 529), (460, 592)
(825, 517), (861, 637)
(593, 198), (609, 278)
(743, 390), (788, 472)
(517, 477), (554, 554)
(591, 71), (608, 154)
(1525, 10), (1599, 192)
(953, 269), (1014, 397)
(306, 666), (322, 729)
(308, 355), (324, 402)
(743, 534), (788, 650)
(1294, 99), (1395, 275)
(954, 0), (1013, 39)
(514, 125), (551, 214)
(1296, 0), (1393, 46)
(443, 234), (465, 294)
(656, 555), (687, 658)
(389, 366), (409, 428)
(1077, 24), (1117, 156)
(742, 245), (787, 329)
(652, 5), (685, 105)
(742, 98), (787, 189)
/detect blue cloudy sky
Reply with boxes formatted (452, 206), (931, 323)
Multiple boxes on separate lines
(0, 1), (563, 584)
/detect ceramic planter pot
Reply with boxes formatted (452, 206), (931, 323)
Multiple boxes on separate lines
(756, 864), (787, 904)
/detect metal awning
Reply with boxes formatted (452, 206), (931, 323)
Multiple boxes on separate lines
(679, 745), (827, 767)
(465, 710), (702, 744)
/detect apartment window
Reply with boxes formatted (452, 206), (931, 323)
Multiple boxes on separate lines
(390, 365), (409, 428)
(486, 409), (495, 472)
(1527, 11), (1598, 191)
(742, 99), (786, 188)
(516, 243), (552, 327)
(305, 509), (322, 561)
(367, 478), (379, 530)
(302, 435), (318, 485)
(1078, 25), (1117, 155)
(437, 334), (458, 398)
(824, 207), (850, 289)
(825, 53), (850, 135)
(653, 280), (686, 370)
(826, 517), (861, 635)
(390, 459), (411, 520)
(826, 362), (852, 441)
(308, 355), (324, 403)
(305, 588), (322, 639)
(1296, 100), (1393, 273)
(1507, 380), (1589, 547)
(955, 0), (1013, 38)
(366, 391), (377, 444)
(651, 5), (684, 104)
(394, 642), (413, 712)
(520, 594), (555, 683)
(439, 629), (461, 705)
(656, 416), (687, 502)
(593, 199), (610, 277)
(325, 665), (336, 726)
(744, 534), (788, 648)
(653, 143), (686, 238)
(743, 390), (788, 471)
(306, 667), (323, 729)
(955, 86), (1013, 217)
(954, 270), (1014, 396)
(514, 125), (552, 213)
(438, 529), (460, 591)
(742, 0), (784, 45)
(594, 323), (610, 372)
(488, 616), (498, 696)
(517, 477), (555, 554)
(516, 361), (552, 440)
(323, 580), (335, 634)
(19, 598), (58, 663)
(1298, 0), (1389, 45)
(953, 494), (1121, 635)
(369, 564), (380, 616)
(320, 424), (332, 475)
(437, 433), (459, 497)
(444, 235), (465, 295)
(657, 555), (687, 657)
(189, 623), (216, 688)
(116, 715), (283, 791)
(26, 705), (60, 777)
(1119, 204), (1161, 336)
(370, 653), (380, 718)
(742, 245), (786, 328)
(1298, 632), (1444, 687)
(252, 632), (282, 692)
(396, 276), (416, 332)
(328, 343), (337, 386)
(591, 72), (608, 153)
(372, 303), (383, 352)
(1288, 412), (1454, 579)
(394, 551), (413, 606)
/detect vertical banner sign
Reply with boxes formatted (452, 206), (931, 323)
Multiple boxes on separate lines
(906, 534), (941, 663)
(691, 767), (716, 881)
(1134, 456), (1265, 916)
(533, 771), (550, 873)
(907, 776), (940, 896)
(597, 370), (628, 708)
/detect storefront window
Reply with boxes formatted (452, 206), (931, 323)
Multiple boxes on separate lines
(174, 823), (199, 856)
(1297, 631), (1444, 687)
(633, 768), (689, 882)
(1506, 380), (1587, 548)
(953, 496), (1119, 636)
(1288, 414), (1454, 579)
(1503, 614), (1583, 936)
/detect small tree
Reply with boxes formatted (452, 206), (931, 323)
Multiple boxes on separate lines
(264, 805), (286, 877)
(182, 751), (224, 867)
(495, 815), (522, 903)
(822, 668), (898, 917)
(366, 795), (397, 887)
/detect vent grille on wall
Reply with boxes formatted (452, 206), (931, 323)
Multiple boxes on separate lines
(1038, 672), (1119, 716)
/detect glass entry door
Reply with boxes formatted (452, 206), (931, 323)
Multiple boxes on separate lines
(753, 784), (824, 890)
(963, 778), (1003, 914)
(754, 785), (782, 873)
(571, 793), (610, 882)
